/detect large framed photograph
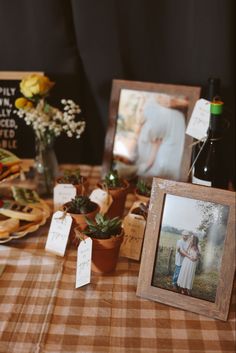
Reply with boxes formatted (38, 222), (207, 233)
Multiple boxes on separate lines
(136, 178), (236, 321)
(102, 80), (200, 181)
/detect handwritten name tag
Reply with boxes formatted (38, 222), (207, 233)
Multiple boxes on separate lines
(76, 237), (92, 288)
(53, 184), (77, 211)
(89, 188), (112, 215)
(45, 211), (72, 256)
(120, 213), (146, 261)
(186, 98), (210, 140)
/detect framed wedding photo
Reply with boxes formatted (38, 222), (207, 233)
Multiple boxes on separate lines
(136, 178), (236, 321)
(102, 79), (200, 181)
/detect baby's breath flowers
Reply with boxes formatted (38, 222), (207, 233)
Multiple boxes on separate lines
(14, 74), (85, 141)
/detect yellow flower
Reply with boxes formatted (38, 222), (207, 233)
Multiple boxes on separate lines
(15, 97), (33, 109)
(20, 74), (54, 98)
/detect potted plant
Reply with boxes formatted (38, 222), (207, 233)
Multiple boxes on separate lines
(75, 213), (124, 274)
(134, 179), (152, 203)
(63, 195), (99, 231)
(56, 168), (88, 195)
(98, 169), (129, 218)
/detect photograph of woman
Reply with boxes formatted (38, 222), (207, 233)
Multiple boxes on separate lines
(112, 89), (189, 180)
(177, 235), (201, 295)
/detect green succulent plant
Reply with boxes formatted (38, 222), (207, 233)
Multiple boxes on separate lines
(64, 195), (96, 214)
(83, 213), (122, 239)
(59, 168), (83, 185)
(136, 179), (151, 197)
(103, 169), (124, 189)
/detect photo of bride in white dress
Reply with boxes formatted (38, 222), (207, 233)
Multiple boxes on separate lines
(177, 235), (201, 295)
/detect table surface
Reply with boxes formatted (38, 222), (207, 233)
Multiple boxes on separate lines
(0, 165), (235, 353)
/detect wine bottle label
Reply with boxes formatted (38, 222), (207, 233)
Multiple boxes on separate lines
(192, 175), (212, 187)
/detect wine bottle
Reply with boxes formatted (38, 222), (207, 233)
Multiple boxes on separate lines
(191, 77), (221, 163)
(192, 100), (227, 188)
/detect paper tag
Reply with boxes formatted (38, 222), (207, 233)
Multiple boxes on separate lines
(53, 184), (77, 211)
(45, 211), (72, 256)
(186, 98), (210, 140)
(76, 237), (92, 288)
(120, 213), (146, 261)
(89, 188), (113, 214)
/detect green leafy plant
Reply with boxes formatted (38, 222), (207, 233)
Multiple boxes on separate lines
(58, 169), (83, 185)
(64, 195), (96, 214)
(103, 169), (124, 189)
(136, 179), (151, 197)
(83, 213), (122, 239)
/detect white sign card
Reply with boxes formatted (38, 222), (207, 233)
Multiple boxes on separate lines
(45, 211), (72, 257)
(89, 188), (113, 215)
(120, 212), (146, 261)
(76, 237), (92, 288)
(53, 184), (77, 211)
(186, 98), (210, 140)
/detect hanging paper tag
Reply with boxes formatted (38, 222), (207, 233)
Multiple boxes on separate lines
(53, 184), (77, 211)
(120, 213), (146, 261)
(76, 237), (92, 288)
(89, 188), (113, 214)
(186, 98), (210, 140)
(45, 211), (72, 256)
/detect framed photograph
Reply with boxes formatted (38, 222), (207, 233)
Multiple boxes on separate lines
(136, 178), (236, 321)
(102, 80), (200, 181)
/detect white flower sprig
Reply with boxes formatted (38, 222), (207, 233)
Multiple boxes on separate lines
(15, 98), (85, 140)
(14, 74), (86, 142)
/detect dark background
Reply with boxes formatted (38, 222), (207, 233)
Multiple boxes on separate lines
(0, 0), (235, 186)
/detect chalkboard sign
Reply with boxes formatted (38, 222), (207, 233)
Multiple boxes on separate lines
(0, 71), (42, 158)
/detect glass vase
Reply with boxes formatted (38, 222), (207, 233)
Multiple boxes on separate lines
(34, 133), (58, 197)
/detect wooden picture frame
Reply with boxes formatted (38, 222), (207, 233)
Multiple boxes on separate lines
(136, 178), (236, 321)
(102, 79), (201, 181)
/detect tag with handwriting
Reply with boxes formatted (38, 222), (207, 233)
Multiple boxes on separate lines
(89, 188), (113, 214)
(45, 211), (72, 256)
(76, 237), (92, 288)
(120, 213), (146, 261)
(53, 184), (77, 211)
(186, 98), (210, 140)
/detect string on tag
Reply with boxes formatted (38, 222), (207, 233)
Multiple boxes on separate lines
(187, 138), (207, 177)
(102, 182), (110, 206)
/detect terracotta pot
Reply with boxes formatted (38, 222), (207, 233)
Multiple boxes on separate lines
(98, 180), (129, 218)
(86, 231), (124, 274)
(63, 201), (100, 244)
(56, 177), (89, 196)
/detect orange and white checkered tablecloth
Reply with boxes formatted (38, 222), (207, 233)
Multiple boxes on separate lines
(0, 165), (235, 353)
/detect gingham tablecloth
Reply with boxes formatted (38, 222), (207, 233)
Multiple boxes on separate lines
(0, 165), (235, 353)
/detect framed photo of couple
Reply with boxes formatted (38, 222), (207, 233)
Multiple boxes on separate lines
(136, 178), (236, 321)
(102, 79), (201, 181)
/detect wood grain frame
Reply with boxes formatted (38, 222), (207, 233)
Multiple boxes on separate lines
(136, 178), (236, 321)
(102, 79), (201, 180)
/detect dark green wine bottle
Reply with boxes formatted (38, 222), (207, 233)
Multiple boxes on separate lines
(192, 100), (227, 188)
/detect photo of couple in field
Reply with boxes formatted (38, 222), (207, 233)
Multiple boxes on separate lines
(152, 194), (229, 302)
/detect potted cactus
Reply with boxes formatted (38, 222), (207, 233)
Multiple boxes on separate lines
(98, 169), (129, 218)
(56, 168), (88, 195)
(63, 195), (99, 231)
(75, 213), (124, 274)
(135, 179), (152, 203)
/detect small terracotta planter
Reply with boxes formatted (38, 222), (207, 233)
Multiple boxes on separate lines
(63, 201), (100, 244)
(98, 180), (129, 218)
(86, 231), (124, 274)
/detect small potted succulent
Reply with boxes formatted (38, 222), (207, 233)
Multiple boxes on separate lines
(135, 179), (152, 203)
(63, 195), (99, 231)
(98, 169), (129, 218)
(56, 168), (88, 195)
(75, 213), (124, 274)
